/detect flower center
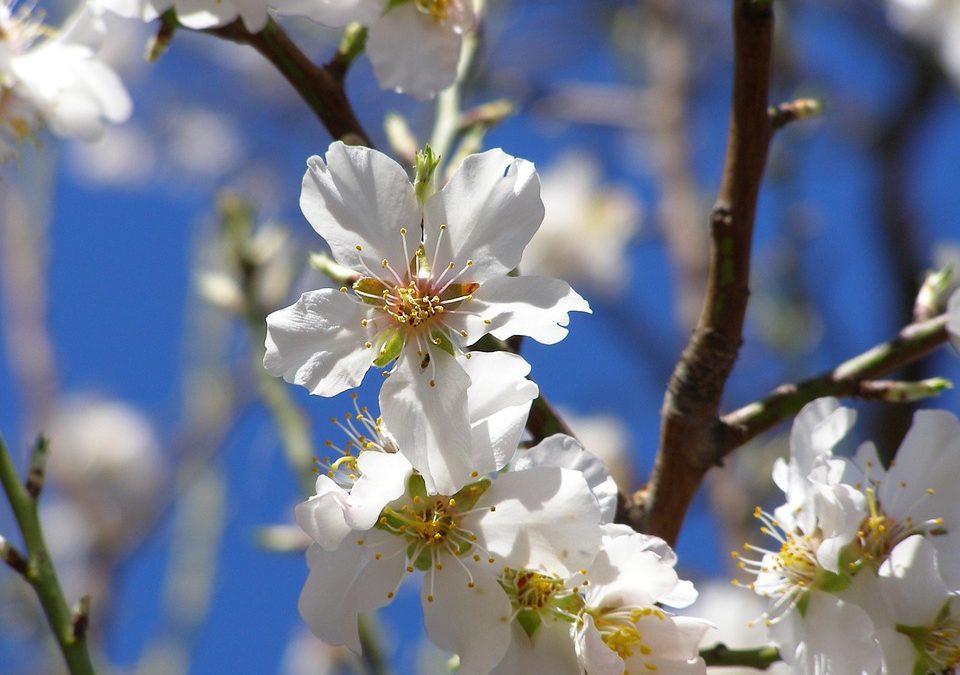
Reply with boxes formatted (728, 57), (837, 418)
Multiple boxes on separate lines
(377, 475), (494, 575)
(923, 622), (960, 671)
(852, 487), (946, 572)
(390, 280), (444, 327)
(589, 606), (665, 663)
(415, 0), (453, 22)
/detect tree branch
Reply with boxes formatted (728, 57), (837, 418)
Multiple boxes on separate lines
(716, 313), (950, 453)
(196, 18), (373, 146)
(0, 436), (98, 675)
(626, 0), (775, 544)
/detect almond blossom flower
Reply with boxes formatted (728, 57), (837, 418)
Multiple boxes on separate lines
(295, 422), (602, 674)
(272, 0), (474, 99)
(95, 0), (268, 33)
(265, 142), (589, 495)
(0, 3), (131, 161)
(874, 535), (960, 674)
(575, 529), (711, 675)
(735, 400), (960, 674)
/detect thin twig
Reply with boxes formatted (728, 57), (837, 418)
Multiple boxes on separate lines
(194, 17), (373, 146)
(0, 436), (98, 675)
(627, 0), (775, 544)
(716, 313), (950, 454)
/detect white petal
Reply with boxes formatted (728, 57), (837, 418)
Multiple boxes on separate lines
(423, 149), (544, 283)
(576, 616), (624, 675)
(585, 534), (682, 610)
(492, 620), (580, 675)
(622, 614), (711, 669)
(470, 466), (601, 576)
(295, 477), (352, 550)
(264, 289), (375, 397)
(298, 540), (403, 653)
(366, 4), (460, 99)
(272, 0), (381, 26)
(421, 566), (512, 675)
(345, 451), (413, 531)
(875, 626), (918, 675)
(380, 349), (473, 495)
(463, 351), (538, 474)
(769, 591), (882, 675)
(454, 275), (590, 345)
(878, 535), (949, 627)
(300, 143), (419, 271)
(511, 434), (618, 525)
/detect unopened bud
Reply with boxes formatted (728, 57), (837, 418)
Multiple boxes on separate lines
(309, 253), (361, 286)
(863, 378), (953, 403)
(914, 265), (954, 321)
(414, 145), (441, 205)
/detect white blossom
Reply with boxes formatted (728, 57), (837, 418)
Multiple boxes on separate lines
(735, 399), (960, 674)
(296, 439), (602, 674)
(272, 0), (474, 99)
(0, 3), (131, 160)
(576, 530), (710, 675)
(264, 142), (588, 495)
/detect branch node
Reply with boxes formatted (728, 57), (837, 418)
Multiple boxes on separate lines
(0, 535), (29, 576)
(25, 434), (50, 500)
(71, 596), (91, 641)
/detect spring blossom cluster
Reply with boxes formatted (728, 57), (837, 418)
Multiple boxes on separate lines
(735, 397), (960, 674)
(264, 141), (713, 672)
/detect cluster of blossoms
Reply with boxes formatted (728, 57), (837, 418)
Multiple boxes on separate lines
(0, 1), (130, 161)
(734, 397), (960, 674)
(265, 142), (714, 672)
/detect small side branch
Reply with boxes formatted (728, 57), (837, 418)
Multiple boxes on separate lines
(716, 313), (950, 454)
(197, 18), (372, 146)
(0, 436), (98, 675)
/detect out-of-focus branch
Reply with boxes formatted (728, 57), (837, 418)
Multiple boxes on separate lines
(716, 313), (950, 453)
(0, 184), (58, 436)
(0, 436), (97, 675)
(700, 642), (781, 670)
(190, 17), (372, 146)
(625, 0), (775, 545)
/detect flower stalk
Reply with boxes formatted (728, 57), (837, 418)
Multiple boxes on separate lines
(0, 435), (98, 675)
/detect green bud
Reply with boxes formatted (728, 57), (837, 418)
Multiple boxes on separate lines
(415, 145), (441, 205)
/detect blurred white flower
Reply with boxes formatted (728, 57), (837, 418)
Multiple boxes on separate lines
(692, 581), (791, 675)
(166, 107), (243, 177)
(0, 3), (131, 160)
(46, 397), (166, 545)
(887, 0), (960, 87)
(520, 153), (641, 294)
(67, 124), (157, 187)
(282, 627), (349, 675)
(559, 408), (633, 490)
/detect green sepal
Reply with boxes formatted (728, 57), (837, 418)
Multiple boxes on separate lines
(410, 542), (433, 571)
(353, 277), (388, 304)
(373, 328), (404, 367)
(813, 567), (851, 595)
(451, 478), (491, 512)
(554, 593), (586, 620)
(385, 0), (410, 12)
(408, 474), (428, 502)
(516, 609), (542, 639)
(795, 591), (810, 618)
(430, 330), (456, 358)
